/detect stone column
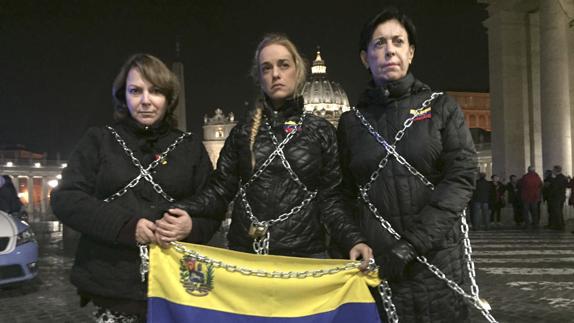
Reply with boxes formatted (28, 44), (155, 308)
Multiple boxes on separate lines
(526, 12), (543, 173)
(539, 0), (572, 173)
(40, 177), (48, 216)
(570, 6), (574, 176)
(484, 6), (531, 177)
(26, 175), (34, 218)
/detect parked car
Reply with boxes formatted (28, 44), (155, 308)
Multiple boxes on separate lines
(0, 210), (38, 285)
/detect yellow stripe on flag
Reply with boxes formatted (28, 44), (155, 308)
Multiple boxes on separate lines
(148, 243), (380, 318)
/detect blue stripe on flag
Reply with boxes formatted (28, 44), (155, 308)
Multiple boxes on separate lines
(148, 297), (381, 323)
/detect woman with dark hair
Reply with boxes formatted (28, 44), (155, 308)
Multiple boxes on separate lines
(337, 7), (477, 322)
(164, 34), (372, 265)
(51, 53), (220, 322)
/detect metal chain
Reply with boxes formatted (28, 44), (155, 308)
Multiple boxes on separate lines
(104, 126), (190, 202)
(379, 281), (399, 323)
(139, 243), (149, 282)
(104, 127), (189, 283)
(240, 114), (306, 190)
(233, 113), (317, 254)
(264, 119), (314, 194)
(170, 241), (366, 278)
(354, 93), (497, 322)
(253, 231), (270, 255)
(352, 92), (442, 192)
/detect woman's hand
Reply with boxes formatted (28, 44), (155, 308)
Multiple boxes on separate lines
(154, 208), (193, 248)
(349, 242), (373, 271)
(135, 218), (157, 245)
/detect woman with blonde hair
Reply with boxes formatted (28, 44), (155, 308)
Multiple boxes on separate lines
(163, 34), (371, 264)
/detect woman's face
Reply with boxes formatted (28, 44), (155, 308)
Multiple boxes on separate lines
(258, 43), (298, 107)
(361, 19), (414, 85)
(125, 68), (167, 126)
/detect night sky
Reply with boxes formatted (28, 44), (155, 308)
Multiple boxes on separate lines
(0, 0), (489, 159)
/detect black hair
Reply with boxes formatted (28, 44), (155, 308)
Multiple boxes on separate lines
(359, 6), (417, 52)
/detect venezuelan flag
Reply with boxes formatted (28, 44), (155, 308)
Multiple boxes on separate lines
(147, 243), (381, 322)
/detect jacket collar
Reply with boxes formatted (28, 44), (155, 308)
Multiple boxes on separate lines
(117, 116), (171, 139)
(262, 95), (304, 123)
(357, 73), (430, 108)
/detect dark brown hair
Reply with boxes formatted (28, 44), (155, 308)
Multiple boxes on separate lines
(112, 53), (180, 126)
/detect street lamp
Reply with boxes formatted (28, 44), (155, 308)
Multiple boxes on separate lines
(47, 179), (59, 188)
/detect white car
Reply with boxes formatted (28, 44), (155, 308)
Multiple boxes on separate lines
(0, 210), (38, 285)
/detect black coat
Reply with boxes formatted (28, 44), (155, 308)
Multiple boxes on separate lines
(338, 74), (476, 322)
(473, 178), (492, 203)
(0, 177), (22, 214)
(50, 118), (220, 304)
(179, 98), (365, 257)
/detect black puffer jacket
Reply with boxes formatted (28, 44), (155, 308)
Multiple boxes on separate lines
(51, 118), (220, 306)
(180, 97), (365, 256)
(338, 74), (476, 322)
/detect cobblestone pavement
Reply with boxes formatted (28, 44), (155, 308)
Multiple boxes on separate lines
(0, 228), (94, 322)
(1, 223), (573, 323)
(468, 227), (574, 323)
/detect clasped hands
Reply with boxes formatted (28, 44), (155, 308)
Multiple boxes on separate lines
(134, 208), (192, 248)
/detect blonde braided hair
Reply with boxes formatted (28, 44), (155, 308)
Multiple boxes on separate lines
(249, 102), (264, 169)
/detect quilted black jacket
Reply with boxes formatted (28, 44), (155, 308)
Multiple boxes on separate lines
(178, 97), (366, 257)
(338, 74), (476, 322)
(51, 118), (220, 305)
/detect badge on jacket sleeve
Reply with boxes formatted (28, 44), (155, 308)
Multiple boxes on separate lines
(409, 107), (432, 121)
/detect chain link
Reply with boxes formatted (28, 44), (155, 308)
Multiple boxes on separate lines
(139, 243), (149, 282)
(379, 280), (399, 323)
(170, 241), (365, 278)
(352, 92), (442, 192)
(353, 93), (497, 322)
(240, 114), (306, 190)
(253, 231), (270, 255)
(234, 113), (317, 254)
(104, 126), (190, 202)
(265, 119), (314, 194)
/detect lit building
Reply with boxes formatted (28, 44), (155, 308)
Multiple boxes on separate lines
(480, 0), (574, 177)
(0, 147), (65, 222)
(202, 109), (237, 167)
(448, 91), (493, 176)
(301, 50), (351, 127)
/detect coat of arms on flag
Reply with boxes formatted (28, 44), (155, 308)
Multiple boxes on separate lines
(147, 242), (382, 322)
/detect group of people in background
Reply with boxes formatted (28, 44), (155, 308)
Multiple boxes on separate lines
(32, 5), (480, 323)
(470, 165), (573, 232)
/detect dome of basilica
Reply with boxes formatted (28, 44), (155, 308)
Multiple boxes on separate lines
(301, 50), (350, 126)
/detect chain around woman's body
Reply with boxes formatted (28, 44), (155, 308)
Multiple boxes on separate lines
(352, 93), (498, 323)
(237, 113), (317, 254)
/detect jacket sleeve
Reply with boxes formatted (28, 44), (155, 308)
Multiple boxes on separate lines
(317, 121), (366, 254)
(337, 113), (361, 208)
(403, 95), (477, 255)
(172, 125), (242, 221)
(50, 127), (138, 245)
(183, 139), (221, 243)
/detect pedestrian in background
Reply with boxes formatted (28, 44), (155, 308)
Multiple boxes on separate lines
(473, 172), (492, 230)
(490, 174), (506, 226)
(519, 166), (543, 229)
(0, 175), (23, 216)
(546, 165), (568, 230)
(506, 174), (523, 227)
